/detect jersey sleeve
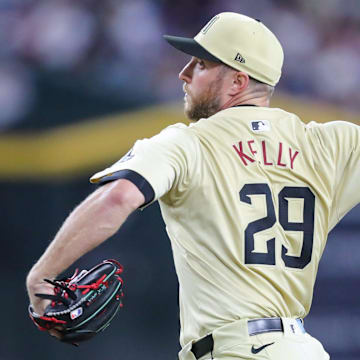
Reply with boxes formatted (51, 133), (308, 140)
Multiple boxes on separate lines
(312, 121), (360, 229)
(89, 123), (197, 208)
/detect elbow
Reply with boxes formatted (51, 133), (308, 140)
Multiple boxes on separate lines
(99, 179), (145, 212)
(26, 270), (41, 292)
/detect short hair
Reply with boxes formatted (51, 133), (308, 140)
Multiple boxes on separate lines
(249, 76), (275, 98)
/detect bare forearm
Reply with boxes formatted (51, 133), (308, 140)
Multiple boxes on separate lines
(27, 180), (143, 283)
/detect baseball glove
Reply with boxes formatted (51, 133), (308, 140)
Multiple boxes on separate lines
(28, 259), (124, 345)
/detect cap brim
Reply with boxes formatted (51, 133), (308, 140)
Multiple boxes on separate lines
(163, 35), (222, 63)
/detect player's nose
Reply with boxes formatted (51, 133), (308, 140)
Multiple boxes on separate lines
(179, 59), (194, 83)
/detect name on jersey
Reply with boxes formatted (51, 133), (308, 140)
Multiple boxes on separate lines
(232, 140), (299, 169)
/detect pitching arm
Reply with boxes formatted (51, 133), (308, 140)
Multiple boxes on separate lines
(26, 179), (145, 315)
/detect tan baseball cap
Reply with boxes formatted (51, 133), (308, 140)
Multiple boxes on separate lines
(164, 12), (284, 86)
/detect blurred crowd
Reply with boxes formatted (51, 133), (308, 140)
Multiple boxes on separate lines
(1, 0), (360, 129)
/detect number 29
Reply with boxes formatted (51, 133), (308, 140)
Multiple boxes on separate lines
(240, 184), (315, 269)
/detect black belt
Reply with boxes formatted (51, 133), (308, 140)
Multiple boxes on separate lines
(191, 318), (287, 359)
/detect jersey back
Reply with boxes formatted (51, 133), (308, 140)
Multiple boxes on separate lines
(91, 106), (360, 346)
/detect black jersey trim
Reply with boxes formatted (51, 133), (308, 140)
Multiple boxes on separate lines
(97, 169), (155, 205)
(231, 104), (258, 107)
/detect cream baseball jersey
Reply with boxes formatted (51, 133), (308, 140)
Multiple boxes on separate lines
(90, 106), (360, 347)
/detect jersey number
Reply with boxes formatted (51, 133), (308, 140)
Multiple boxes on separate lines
(239, 184), (315, 269)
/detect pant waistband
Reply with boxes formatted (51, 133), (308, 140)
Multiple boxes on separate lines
(191, 317), (305, 359)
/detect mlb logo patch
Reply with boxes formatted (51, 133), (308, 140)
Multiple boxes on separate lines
(70, 307), (83, 320)
(251, 120), (271, 132)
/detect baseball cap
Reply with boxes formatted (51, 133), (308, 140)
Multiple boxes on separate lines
(164, 12), (284, 86)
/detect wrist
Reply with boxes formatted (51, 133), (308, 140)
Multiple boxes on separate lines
(26, 268), (56, 290)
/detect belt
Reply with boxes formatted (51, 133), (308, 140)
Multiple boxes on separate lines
(191, 318), (304, 359)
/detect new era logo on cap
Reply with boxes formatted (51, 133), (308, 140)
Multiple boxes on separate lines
(235, 53), (245, 63)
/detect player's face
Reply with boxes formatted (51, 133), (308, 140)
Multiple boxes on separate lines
(179, 57), (225, 121)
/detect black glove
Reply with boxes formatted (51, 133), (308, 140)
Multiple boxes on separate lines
(29, 259), (124, 345)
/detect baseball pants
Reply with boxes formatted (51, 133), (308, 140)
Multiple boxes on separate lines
(178, 318), (330, 360)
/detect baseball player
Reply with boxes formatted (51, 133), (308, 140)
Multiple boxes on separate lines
(26, 12), (359, 359)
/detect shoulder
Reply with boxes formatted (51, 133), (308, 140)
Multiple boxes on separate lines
(306, 120), (359, 130)
(306, 120), (360, 139)
(130, 123), (200, 164)
(306, 120), (360, 154)
(155, 122), (192, 138)
(129, 122), (196, 149)
(158, 122), (191, 136)
(307, 119), (359, 130)
(151, 122), (199, 149)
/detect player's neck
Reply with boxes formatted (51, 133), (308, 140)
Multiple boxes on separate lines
(220, 91), (270, 110)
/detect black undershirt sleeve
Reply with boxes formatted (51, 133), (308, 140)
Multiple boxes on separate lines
(97, 169), (155, 206)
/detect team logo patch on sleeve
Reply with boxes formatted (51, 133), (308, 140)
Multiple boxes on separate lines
(251, 120), (271, 132)
(117, 148), (134, 163)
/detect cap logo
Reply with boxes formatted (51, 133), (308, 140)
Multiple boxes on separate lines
(201, 15), (220, 34)
(235, 53), (246, 63)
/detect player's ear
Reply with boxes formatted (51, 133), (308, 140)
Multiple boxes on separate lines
(228, 71), (250, 95)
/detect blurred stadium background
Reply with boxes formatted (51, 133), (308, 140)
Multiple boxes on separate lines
(1, 0), (360, 359)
